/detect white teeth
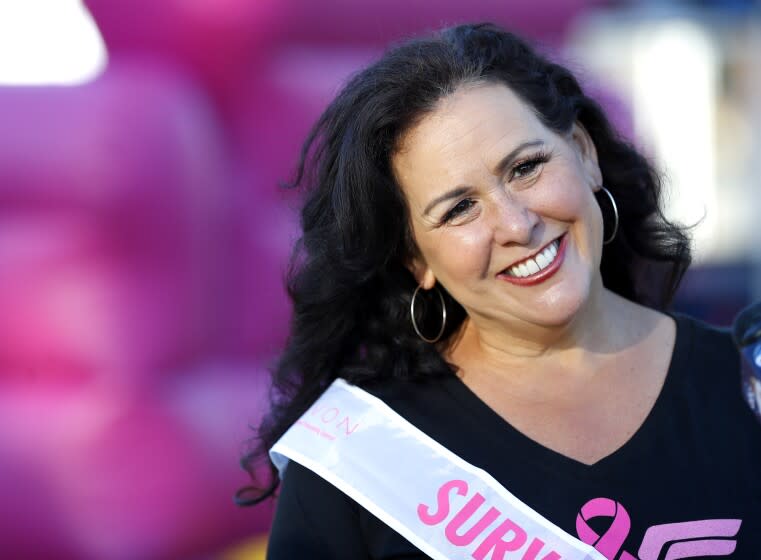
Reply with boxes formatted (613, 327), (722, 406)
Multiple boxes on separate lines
(535, 252), (550, 269)
(505, 238), (561, 278)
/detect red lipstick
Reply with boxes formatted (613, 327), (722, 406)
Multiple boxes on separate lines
(497, 233), (568, 286)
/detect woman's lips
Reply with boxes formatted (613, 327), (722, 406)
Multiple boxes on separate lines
(497, 233), (568, 286)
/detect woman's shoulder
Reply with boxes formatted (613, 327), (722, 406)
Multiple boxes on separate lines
(268, 460), (369, 558)
(359, 373), (462, 425)
(670, 311), (738, 366)
(666, 312), (751, 415)
(361, 374), (448, 402)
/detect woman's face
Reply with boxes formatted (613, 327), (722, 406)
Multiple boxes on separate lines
(392, 82), (605, 332)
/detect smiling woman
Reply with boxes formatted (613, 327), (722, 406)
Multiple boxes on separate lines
(395, 83), (607, 333)
(238, 23), (761, 560)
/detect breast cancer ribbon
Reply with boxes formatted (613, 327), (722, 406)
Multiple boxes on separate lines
(576, 497), (741, 560)
(576, 498), (637, 560)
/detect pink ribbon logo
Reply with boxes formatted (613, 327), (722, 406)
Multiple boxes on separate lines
(576, 497), (742, 560)
(576, 497), (637, 560)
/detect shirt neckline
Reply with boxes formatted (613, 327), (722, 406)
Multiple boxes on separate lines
(440, 313), (691, 480)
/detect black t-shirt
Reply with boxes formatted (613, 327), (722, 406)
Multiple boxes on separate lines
(267, 315), (761, 559)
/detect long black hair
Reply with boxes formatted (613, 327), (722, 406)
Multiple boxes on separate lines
(236, 22), (691, 505)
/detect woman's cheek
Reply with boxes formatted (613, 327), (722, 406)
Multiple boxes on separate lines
(531, 176), (585, 218)
(434, 226), (494, 282)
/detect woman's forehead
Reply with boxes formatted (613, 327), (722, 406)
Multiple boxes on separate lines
(393, 83), (548, 189)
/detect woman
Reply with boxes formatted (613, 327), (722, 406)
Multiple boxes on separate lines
(239, 23), (761, 559)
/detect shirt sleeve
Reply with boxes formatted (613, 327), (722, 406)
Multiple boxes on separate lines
(266, 460), (370, 560)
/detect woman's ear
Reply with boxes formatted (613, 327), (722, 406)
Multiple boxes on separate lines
(571, 122), (602, 189)
(407, 258), (436, 290)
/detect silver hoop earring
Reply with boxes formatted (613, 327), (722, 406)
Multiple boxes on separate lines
(599, 186), (619, 245)
(410, 285), (447, 343)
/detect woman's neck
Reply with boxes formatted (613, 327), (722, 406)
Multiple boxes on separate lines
(446, 289), (661, 390)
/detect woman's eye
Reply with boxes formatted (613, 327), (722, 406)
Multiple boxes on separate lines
(442, 198), (475, 223)
(510, 153), (549, 180)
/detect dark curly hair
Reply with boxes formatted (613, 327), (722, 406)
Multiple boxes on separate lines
(236, 22), (691, 505)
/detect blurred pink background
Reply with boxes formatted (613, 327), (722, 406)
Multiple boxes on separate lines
(0, 1), (758, 559)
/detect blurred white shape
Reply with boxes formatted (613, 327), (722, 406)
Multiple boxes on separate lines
(631, 21), (719, 261)
(0, 0), (107, 85)
(568, 11), (741, 263)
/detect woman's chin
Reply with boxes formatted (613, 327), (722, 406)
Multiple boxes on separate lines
(517, 285), (595, 330)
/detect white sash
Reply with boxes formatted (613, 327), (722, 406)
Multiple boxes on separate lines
(270, 378), (606, 560)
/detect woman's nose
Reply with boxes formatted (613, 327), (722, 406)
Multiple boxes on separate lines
(489, 194), (538, 246)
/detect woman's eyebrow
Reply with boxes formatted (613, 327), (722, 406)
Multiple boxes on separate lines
(423, 186), (471, 216)
(422, 140), (545, 216)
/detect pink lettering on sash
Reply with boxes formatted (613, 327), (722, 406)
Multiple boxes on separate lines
(336, 415), (359, 435)
(444, 492), (501, 546)
(320, 407), (339, 422)
(576, 498), (636, 560)
(522, 538), (562, 560)
(303, 402), (360, 439)
(472, 517), (527, 560)
(419, 480), (563, 560)
(295, 419), (320, 434)
(418, 479), (468, 526)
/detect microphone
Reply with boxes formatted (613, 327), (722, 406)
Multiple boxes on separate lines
(732, 301), (761, 422)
